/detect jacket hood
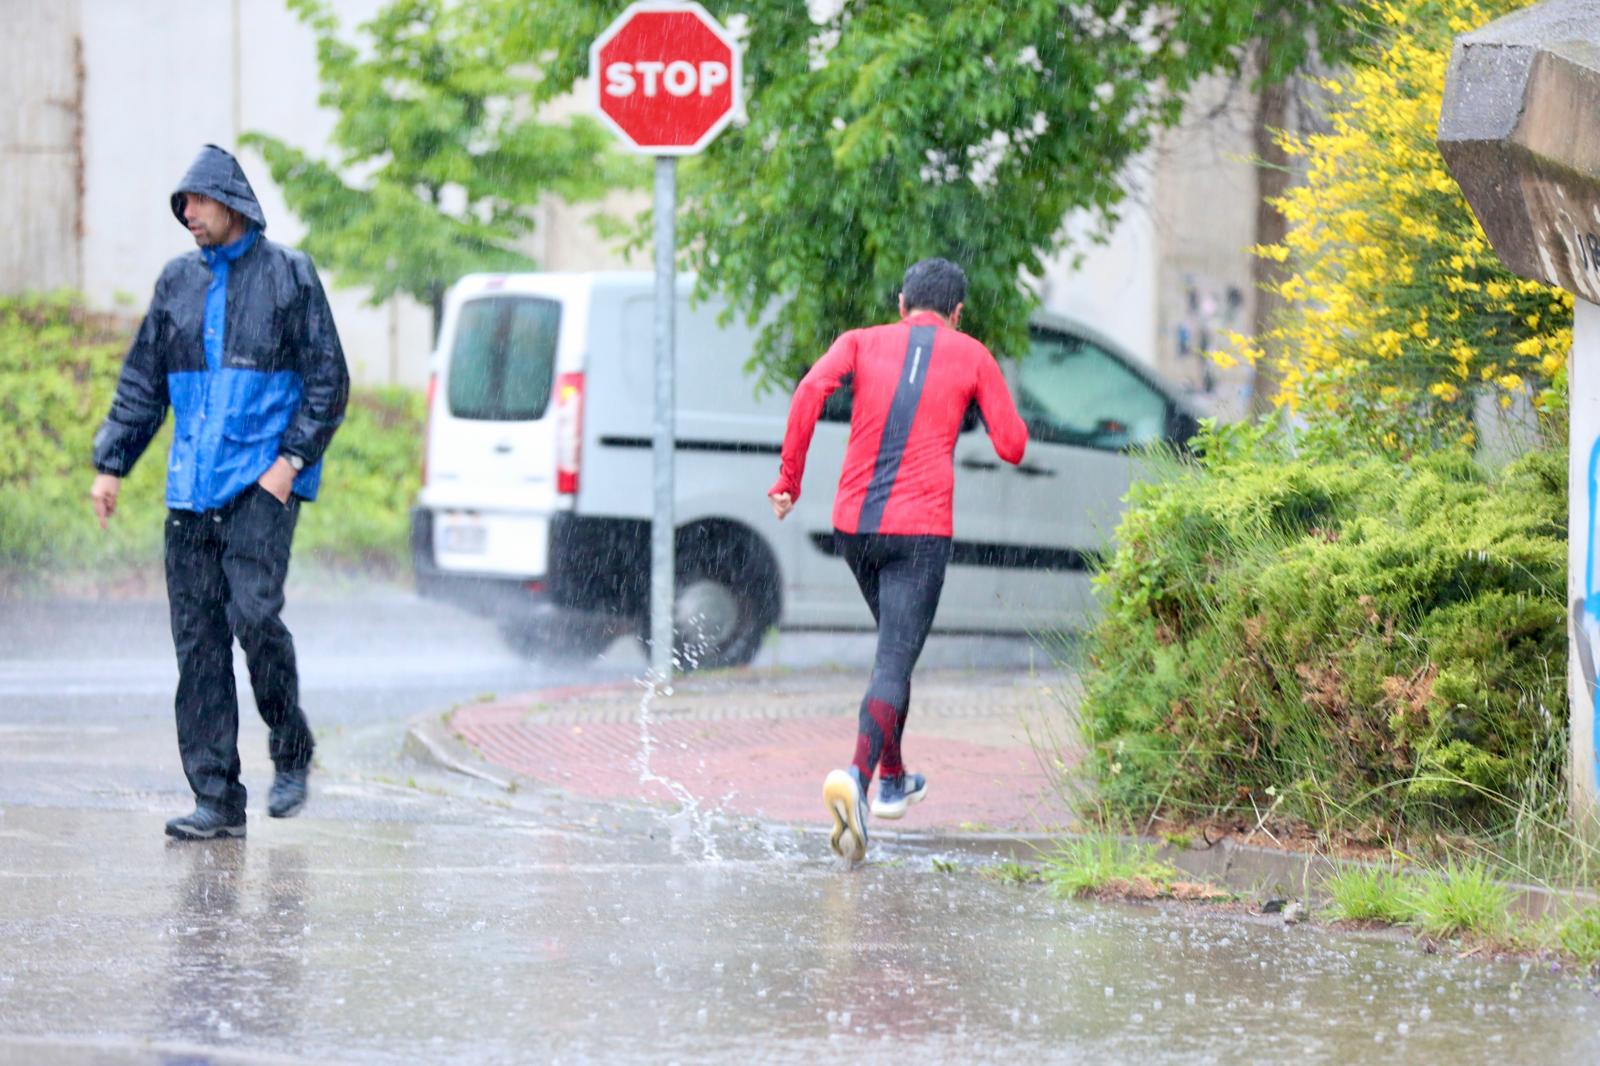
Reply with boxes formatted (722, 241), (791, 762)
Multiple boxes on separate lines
(170, 144), (267, 232)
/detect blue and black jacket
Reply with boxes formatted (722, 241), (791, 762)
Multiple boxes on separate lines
(93, 144), (350, 510)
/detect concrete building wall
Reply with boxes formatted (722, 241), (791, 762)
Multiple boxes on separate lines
(76, 0), (434, 387)
(1034, 171), (1161, 372)
(0, 0), (84, 294)
(1150, 74), (1262, 419)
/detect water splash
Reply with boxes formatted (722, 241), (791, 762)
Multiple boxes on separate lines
(633, 657), (722, 862)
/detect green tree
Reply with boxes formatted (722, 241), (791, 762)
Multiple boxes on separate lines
(500, 0), (1372, 390)
(244, 0), (636, 336)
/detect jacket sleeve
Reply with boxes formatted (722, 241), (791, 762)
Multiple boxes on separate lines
(279, 256), (350, 466)
(92, 280), (170, 477)
(975, 348), (1028, 465)
(769, 331), (858, 504)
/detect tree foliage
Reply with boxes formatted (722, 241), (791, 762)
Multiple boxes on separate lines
(497, 0), (1372, 389)
(244, 0), (637, 331)
(256, 0), (1370, 381)
(1217, 0), (1574, 451)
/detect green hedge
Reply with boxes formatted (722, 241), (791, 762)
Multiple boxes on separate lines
(0, 292), (422, 582)
(1080, 420), (1568, 839)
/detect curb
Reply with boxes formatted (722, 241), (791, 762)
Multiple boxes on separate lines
(402, 710), (517, 792)
(405, 686), (1600, 923)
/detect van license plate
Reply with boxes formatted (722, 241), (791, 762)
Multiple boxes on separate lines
(441, 521), (487, 554)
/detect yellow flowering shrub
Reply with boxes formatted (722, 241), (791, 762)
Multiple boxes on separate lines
(1219, 0), (1574, 450)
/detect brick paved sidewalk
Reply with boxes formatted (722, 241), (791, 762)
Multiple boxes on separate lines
(449, 668), (1080, 833)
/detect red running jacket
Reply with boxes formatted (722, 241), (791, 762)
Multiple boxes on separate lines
(769, 311), (1028, 537)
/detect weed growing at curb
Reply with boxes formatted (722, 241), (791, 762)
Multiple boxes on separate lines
(1554, 909), (1600, 967)
(1407, 860), (1515, 940)
(1040, 835), (1230, 902)
(1042, 837), (1173, 898)
(980, 861), (1043, 887)
(1323, 865), (1412, 924)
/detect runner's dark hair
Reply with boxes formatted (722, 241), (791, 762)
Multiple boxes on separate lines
(901, 258), (966, 316)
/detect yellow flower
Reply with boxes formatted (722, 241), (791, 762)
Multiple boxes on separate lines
(1239, 0), (1572, 425)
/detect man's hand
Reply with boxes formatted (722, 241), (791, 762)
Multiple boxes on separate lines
(769, 492), (794, 521)
(90, 474), (120, 530)
(258, 456), (297, 505)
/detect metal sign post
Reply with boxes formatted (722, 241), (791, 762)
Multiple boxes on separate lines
(590, 1), (743, 682)
(650, 156), (677, 682)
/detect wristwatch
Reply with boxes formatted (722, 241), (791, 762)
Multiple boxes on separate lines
(282, 453), (306, 472)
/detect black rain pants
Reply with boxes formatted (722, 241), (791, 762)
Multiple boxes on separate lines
(165, 485), (314, 816)
(836, 532), (952, 786)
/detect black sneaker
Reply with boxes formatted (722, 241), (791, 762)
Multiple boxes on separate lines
(822, 767), (869, 864)
(165, 806), (245, 840)
(268, 767), (309, 819)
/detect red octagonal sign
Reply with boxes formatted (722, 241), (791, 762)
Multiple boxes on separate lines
(590, 2), (742, 155)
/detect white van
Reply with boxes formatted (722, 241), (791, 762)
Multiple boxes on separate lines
(410, 272), (1198, 667)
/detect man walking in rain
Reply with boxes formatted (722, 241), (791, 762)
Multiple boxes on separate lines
(89, 144), (349, 840)
(768, 258), (1028, 864)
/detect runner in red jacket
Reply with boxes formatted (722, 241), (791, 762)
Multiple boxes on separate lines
(768, 258), (1028, 864)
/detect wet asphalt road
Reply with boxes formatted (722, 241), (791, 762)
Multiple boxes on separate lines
(3, 586), (1600, 1064)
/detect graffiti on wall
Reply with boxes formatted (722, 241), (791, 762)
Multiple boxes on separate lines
(1172, 275), (1244, 395)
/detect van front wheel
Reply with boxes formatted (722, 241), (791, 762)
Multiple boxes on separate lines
(669, 538), (778, 671)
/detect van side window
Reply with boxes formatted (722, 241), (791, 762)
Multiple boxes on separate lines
(1019, 330), (1169, 451)
(448, 297), (561, 421)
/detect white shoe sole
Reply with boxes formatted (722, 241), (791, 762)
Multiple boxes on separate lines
(823, 770), (867, 863)
(871, 780), (929, 820)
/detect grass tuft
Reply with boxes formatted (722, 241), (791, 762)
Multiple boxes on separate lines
(980, 861), (1042, 886)
(1407, 860), (1514, 940)
(1555, 908), (1600, 967)
(1041, 836), (1177, 899)
(1323, 865), (1413, 924)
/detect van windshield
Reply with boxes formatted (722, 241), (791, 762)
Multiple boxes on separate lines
(447, 296), (561, 421)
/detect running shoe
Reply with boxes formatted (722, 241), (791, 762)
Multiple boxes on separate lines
(823, 767), (869, 863)
(872, 772), (928, 819)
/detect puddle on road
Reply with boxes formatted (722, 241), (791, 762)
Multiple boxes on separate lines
(1, 807), (1597, 1065)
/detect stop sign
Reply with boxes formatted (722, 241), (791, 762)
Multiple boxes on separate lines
(590, 2), (742, 155)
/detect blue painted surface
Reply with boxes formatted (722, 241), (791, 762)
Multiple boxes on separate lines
(1586, 436), (1600, 788)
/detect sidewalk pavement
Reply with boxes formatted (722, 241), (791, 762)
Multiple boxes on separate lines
(438, 667), (1080, 835)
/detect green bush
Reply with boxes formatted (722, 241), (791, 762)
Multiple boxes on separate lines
(0, 292), (422, 582)
(296, 386), (424, 569)
(1079, 418), (1567, 840)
